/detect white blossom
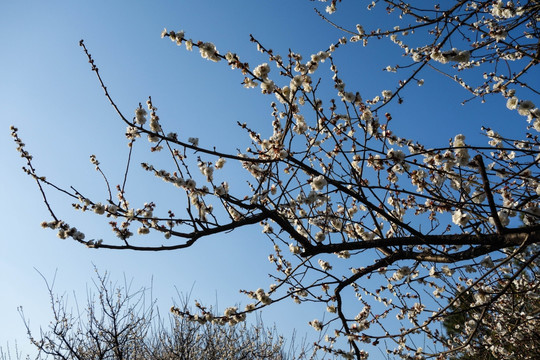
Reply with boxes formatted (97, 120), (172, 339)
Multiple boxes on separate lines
(309, 319), (323, 331)
(452, 209), (470, 226)
(311, 175), (327, 190)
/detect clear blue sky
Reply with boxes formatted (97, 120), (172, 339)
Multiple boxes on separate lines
(1, 1), (534, 358)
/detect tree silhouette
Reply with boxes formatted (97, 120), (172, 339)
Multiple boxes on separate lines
(16, 269), (309, 360)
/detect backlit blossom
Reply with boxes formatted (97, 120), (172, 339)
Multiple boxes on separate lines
(188, 137), (199, 146)
(518, 100), (535, 116)
(135, 108), (147, 125)
(452, 209), (470, 226)
(318, 259), (332, 271)
(199, 42), (220, 62)
(93, 203), (106, 215)
(309, 319), (323, 331)
(489, 210), (510, 227)
(382, 90), (392, 100)
(311, 175), (327, 190)
(289, 243), (301, 254)
(215, 157), (226, 169)
(314, 231), (325, 242)
(253, 63), (271, 79)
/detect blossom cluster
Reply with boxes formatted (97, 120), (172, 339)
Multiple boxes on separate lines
(13, 2), (540, 359)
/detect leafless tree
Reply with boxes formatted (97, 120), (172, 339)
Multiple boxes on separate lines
(17, 269), (310, 360)
(0, 343), (28, 360)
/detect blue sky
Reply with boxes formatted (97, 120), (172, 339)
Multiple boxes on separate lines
(1, 0), (536, 358)
(0, 1), (347, 354)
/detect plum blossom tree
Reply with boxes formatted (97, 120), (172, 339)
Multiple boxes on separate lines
(12, 0), (540, 359)
(442, 244), (540, 360)
(15, 269), (306, 360)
